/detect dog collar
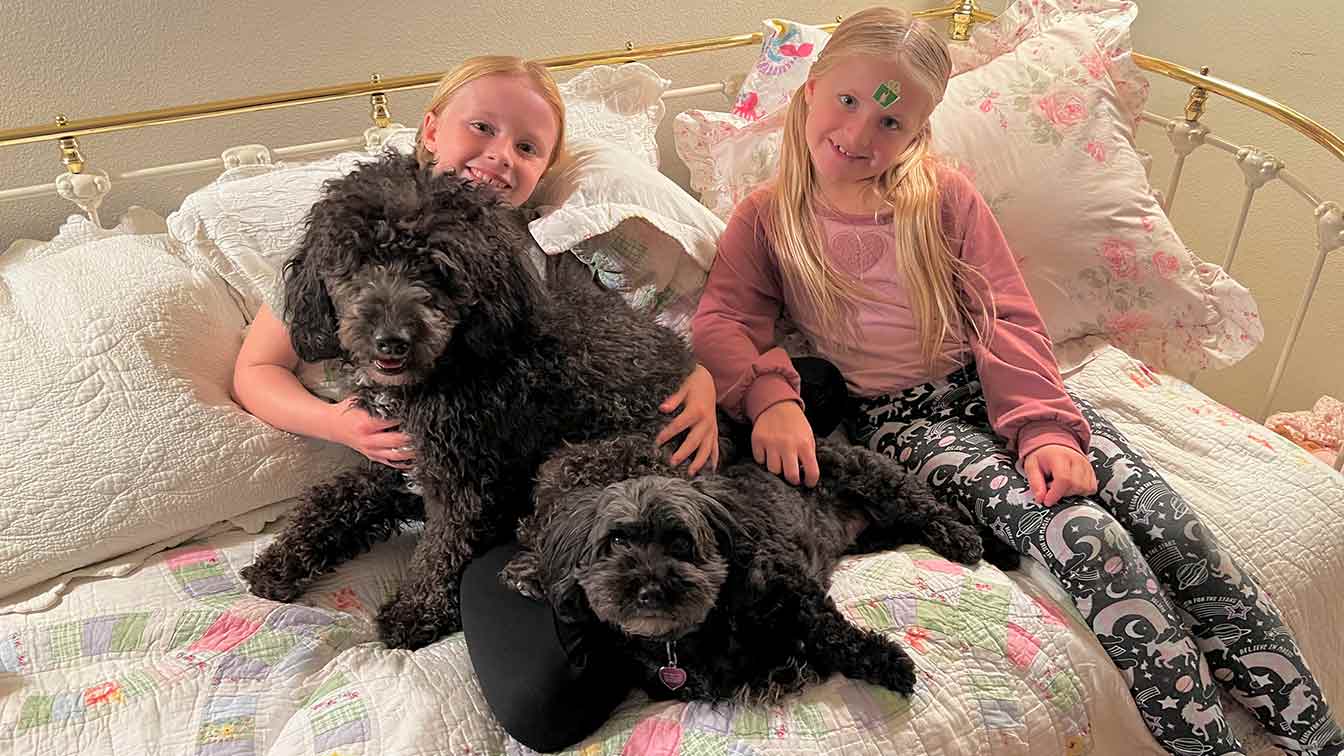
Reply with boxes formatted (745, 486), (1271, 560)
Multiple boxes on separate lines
(658, 640), (687, 691)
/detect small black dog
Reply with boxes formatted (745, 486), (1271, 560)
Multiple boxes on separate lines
(504, 434), (1000, 704)
(240, 154), (696, 649)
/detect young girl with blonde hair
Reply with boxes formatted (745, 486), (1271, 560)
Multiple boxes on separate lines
(234, 55), (717, 751)
(692, 8), (1341, 754)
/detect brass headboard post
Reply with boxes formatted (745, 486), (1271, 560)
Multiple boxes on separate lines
(369, 75), (392, 129)
(949, 0), (980, 42)
(1160, 65), (1213, 216)
(55, 115), (85, 175)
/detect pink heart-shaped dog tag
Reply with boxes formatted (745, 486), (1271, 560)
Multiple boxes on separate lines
(658, 665), (687, 691)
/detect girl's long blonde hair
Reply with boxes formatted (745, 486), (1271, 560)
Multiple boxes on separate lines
(413, 55), (567, 172)
(767, 7), (991, 369)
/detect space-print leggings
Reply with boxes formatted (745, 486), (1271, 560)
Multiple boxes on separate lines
(846, 364), (1342, 756)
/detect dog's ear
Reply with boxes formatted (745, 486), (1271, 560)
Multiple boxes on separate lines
(688, 477), (740, 563)
(282, 198), (346, 361)
(456, 248), (543, 360)
(431, 203), (543, 361)
(529, 487), (604, 623)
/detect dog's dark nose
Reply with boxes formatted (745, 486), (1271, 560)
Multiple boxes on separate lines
(636, 584), (664, 608)
(374, 333), (410, 358)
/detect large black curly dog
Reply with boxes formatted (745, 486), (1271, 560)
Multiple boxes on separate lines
(503, 433), (1017, 704)
(240, 153), (696, 649)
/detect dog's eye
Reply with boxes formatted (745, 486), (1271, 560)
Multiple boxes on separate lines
(609, 534), (628, 548)
(665, 535), (694, 561)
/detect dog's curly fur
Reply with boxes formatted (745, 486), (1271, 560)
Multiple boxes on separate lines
(239, 154), (695, 649)
(503, 434), (998, 704)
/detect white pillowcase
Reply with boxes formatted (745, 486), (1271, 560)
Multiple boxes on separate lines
(167, 63), (678, 320)
(0, 218), (356, 605)
(529, 136), (726, 334)
(560, 62), (670, 169)
(168, 151), (382, 318)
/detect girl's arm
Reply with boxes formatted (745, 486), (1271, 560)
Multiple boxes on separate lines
(232, 304), (413, 468)
(692, 193), (820, 487)
(948, 173), (1097, 504)
(691, 194), (801, 422)
(946, 170), (1092, 461)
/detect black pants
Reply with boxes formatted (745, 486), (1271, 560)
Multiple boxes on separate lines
(460, 356), (846, 752)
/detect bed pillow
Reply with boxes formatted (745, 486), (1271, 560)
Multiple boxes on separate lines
(167, 150), (380, 318)
(730, 18), (830, 122)
(168, 64), (676, 320)
(560, 62), (670, 169)
(0, 218), (356, 604)
(528, 136), (725, 335)
(672, 0), (1262, 374)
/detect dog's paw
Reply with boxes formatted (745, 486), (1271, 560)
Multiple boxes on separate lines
(239, 561), (303, 603)
(498, 556), (543, 600)
(376, 597), (461, 650)
(921, 518), (984, 565)
(871, 647), (917, 696)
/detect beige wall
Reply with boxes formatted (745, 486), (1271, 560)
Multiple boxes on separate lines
(3, 0), (1340, 416)
(1123, 1), (1344, 417)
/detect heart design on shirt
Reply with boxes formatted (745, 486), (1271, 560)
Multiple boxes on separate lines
(830, 229), (889, 275)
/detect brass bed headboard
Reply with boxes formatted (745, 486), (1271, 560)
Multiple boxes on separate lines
(0, 0), (1340, 468)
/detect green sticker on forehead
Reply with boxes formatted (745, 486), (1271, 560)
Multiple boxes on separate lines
(872, 79), (903, 109)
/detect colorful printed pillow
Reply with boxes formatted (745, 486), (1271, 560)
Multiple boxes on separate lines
(730, 18), (829, 122)
(672, 0), (1262, 374)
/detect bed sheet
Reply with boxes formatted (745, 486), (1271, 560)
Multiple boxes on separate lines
(3, 347), (1340, 756)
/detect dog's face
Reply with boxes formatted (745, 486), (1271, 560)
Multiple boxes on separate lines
(548, 477), (736, 640)
(281, 155), (539, 382)
(324, 255), (465, 387)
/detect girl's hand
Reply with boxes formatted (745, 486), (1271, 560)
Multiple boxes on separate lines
(1024, 445), (1097, 506)
(331, 397), (416, 469)
(752, 400), (819, 487)
(656, 364), (720, 475)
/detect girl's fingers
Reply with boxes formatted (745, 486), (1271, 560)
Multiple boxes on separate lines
(1024, 455), (1048, 504)
(660, 386), (687, 413)
(657, 414), (691, 447)
(687, 439), (712, 476)
(782, 450), (801, 486)
(801, 446), (821, 488)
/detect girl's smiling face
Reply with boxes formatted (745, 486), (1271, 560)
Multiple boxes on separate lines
(418, 73), (560, 207)
(803, 55), (935, 207)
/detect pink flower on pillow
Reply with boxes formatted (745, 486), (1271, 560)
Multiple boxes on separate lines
(1101, 238), (1138, 279)
(1037, 91), (1089, 130)
(1081, 49), (1108, 80)
(1106, 311), (1152, 337)
(1085, 140), (1106, 162)
(1152, 250), (1181, 278)
(778, 42), (814, 58)
(733, 91), (762, 121)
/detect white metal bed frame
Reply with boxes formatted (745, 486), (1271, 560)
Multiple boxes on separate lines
(1, 1), (1340, 471)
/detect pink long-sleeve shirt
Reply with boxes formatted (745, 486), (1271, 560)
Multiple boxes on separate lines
(691, 166), (1091, 460)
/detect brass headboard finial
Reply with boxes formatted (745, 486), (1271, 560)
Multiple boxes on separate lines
(950, 0), (979, 42)
(369, 74), (392, 129)
(1185, 66), (1212, 122)
(55, 114), (85, 174)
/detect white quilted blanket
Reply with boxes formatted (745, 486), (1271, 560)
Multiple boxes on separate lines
(2, 346), (1339, 756)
